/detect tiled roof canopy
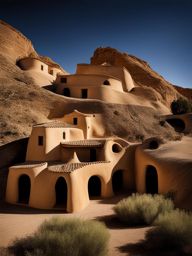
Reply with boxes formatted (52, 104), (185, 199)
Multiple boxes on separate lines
(48, 161), (110, 173)
(61, 140), (105, 148)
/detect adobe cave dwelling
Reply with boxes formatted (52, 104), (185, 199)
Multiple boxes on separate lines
(54, 62), (135, 100)
(5, 110), (192, 212)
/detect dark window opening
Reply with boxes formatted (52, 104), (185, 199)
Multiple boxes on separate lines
(112, 170), (124, 195)
(61, 77), (67, 83)
(41, 65), (44, 71)
(88, 176), (101, 199)
(18, 175), (31, 204)
(49, 70), (54, 75)
(166, 118), (185, 133)
(148, 140), (159, 150)
(73, 117), (78, 125)
(146, 165), (158, 194)
(81, 89), (88, 98)
(90, 148), (97, 162)
(112, 143), (122, 153)
(38, 136), (43, 146)
(63, 88), (70, 97)
(55, 177), (67, 208)
(103, 80), (110, 85)
(63, 132), (66, 139)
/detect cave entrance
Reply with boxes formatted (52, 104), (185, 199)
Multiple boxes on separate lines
(166, 118), (185, 132)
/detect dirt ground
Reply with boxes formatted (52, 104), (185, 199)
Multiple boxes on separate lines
(0, 194), (150, 256)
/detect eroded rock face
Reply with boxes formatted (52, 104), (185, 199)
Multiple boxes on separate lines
(0, 20), (65, 71)
(91, 47), (181, 106)
(0, 20), (36, 63)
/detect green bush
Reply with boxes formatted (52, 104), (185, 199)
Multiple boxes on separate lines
(171, 97), (192, 115)
(145, 209), (192, 252)
(113, 193), (174, 225)
(9, 217), (110, 256)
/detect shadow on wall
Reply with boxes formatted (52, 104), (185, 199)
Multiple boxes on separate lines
(0, 138), (28, 200)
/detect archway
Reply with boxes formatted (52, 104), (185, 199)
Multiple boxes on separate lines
(145, 165), (158, 194)
(166, 118), (185, 132)
(88, 176), (101, 199)
(18, 174), (31, 204)
(112, 170), (124, 194)
(63, 88), (70, 97)
(55, 177), (67, 208)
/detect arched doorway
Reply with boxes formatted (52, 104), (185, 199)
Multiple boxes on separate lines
(63, 88), (70, 97)
(145, 165), (158, 194)
(55, 177), (67, 208)
(88, 176), (101, 199)
(112, 170), (124, 194)
(18, 174), (31, 204)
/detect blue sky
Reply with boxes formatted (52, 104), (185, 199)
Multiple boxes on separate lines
(1, 0), (192, 88)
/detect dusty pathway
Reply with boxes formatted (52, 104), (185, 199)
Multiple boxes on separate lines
(0, 195), (150, 256)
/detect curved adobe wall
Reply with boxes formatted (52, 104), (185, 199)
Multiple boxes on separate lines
(135, 140), (192, 206)
(123, 68), (135, 92)
(76, 64), (135, 92)
(56, 74), (124, 93)
(48, 67), (61, 77)
(18, 58), (48, 73)
(6, 162), (47, 205)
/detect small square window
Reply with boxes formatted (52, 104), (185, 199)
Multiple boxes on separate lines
(41, 65), (44, 71)
(38, 136), (43, 146)
(63, 132), (66, 139)
(61, 77), (67, 83)
(73, 117), (78, 125)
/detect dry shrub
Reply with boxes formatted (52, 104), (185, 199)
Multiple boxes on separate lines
(113, 193), (174, 225)
(9, 217), (110, 256)
(145, 209), (192, 252)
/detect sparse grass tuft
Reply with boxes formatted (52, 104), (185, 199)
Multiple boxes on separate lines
(113, 193), (174, 225)
(9, 217), (110, 256)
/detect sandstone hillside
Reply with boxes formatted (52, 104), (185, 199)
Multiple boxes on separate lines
(0, 20), (183, 145)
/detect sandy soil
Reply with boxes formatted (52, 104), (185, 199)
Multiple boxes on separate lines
(0, 195), (150, 256)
